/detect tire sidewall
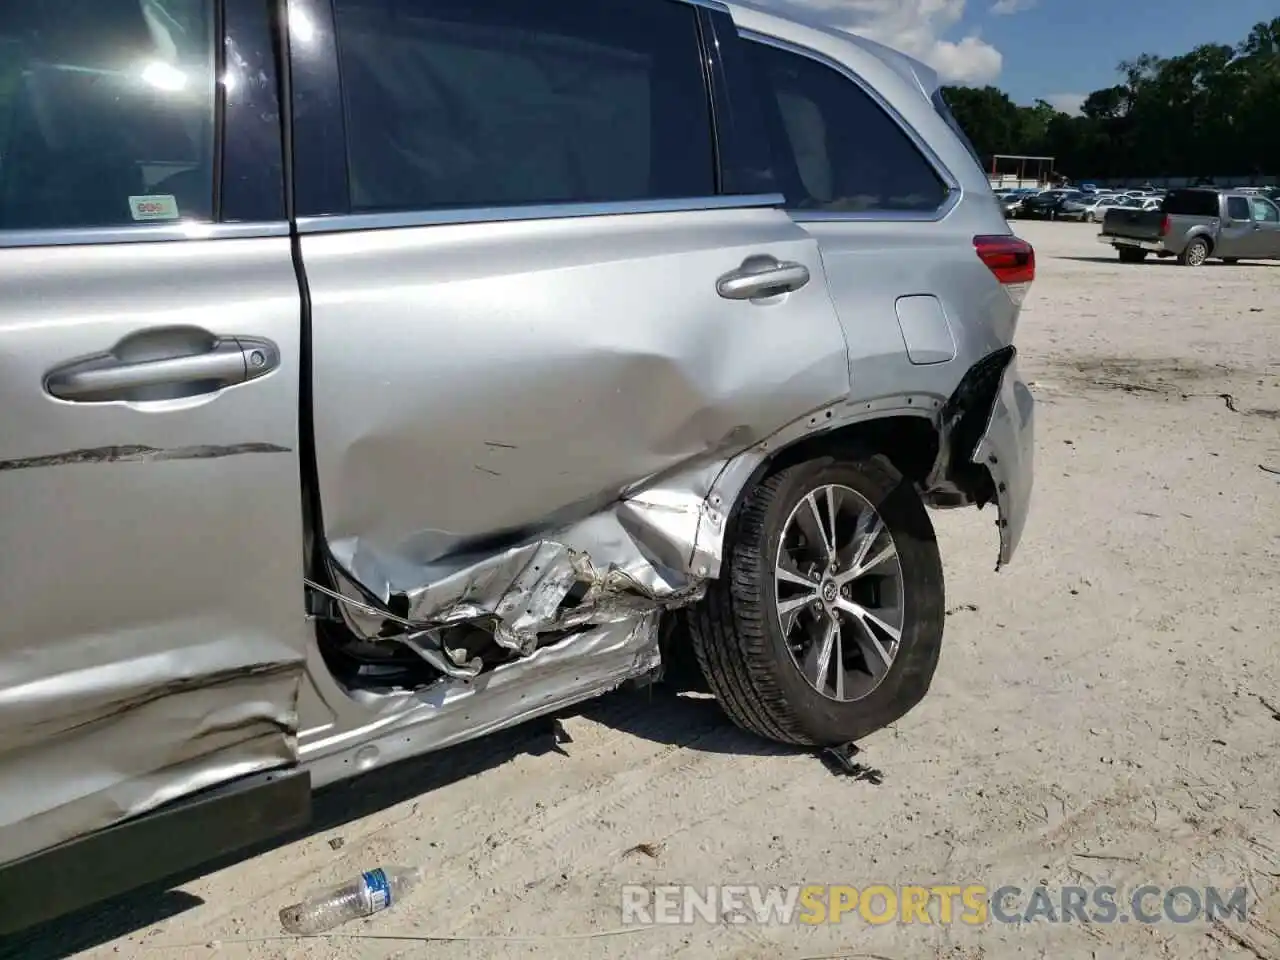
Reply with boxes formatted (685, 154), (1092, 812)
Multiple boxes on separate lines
(1183, 238), (1209, 266)
(736, 456), (945, 743)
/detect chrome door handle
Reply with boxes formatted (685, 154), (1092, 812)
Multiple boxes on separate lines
(717, 255), (811, 301)
(45, 334), (279, 402)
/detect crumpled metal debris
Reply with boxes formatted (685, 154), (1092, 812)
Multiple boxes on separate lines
(819, 742), (884, 784)
(324, 467), (728, 650)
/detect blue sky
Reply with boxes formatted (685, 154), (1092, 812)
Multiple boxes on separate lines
(982, 0), (1280, 112)
(752, 0), (1278, 112)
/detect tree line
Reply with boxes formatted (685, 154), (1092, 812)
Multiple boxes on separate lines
(940, 17), (1280, 181)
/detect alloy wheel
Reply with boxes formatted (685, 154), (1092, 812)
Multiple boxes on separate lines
(773, 484), (905, 702)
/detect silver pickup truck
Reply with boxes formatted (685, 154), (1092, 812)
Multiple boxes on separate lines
(1099, 188), (1280, 265)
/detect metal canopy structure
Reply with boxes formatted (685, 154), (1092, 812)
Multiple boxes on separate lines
(990, 154), (1056, 187)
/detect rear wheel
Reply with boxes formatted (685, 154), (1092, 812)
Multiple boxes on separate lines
(1117, 247), (1148, 263)
(686, 455), (944, 746)
(1178, 237), (1210, 266)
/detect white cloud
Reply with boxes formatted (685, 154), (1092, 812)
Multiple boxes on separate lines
(1045, 92), (1087, 116)
(990, 0), (1037, 14)
(753, 0), (1004, 84)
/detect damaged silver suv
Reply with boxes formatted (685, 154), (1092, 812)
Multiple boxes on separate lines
(0, 0), (1033, 932)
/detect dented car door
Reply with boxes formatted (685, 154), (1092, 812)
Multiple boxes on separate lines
(291, 0), (851, 651)
(0, 0), (309, 873)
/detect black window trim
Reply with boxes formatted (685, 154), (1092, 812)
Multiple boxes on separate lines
(738, 28), (961, 224)
(291, 0), (785, 234)
(696, 6), (783, 200)
(219, 0), (288, 224)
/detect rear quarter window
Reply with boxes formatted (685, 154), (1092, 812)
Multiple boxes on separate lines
(745, 39), (949, 215)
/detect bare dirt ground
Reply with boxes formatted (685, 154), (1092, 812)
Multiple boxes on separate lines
(12, 221), (1280, 960)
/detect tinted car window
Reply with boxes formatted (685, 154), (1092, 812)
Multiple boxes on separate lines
(1163, 190), (1219, 217)
(746, 40), (948, 214)
(332, 0), (714, 213)
(1251, 198), (1280, 223)
(0, 0), (215, 231)
(1227, 197), (1252, 221)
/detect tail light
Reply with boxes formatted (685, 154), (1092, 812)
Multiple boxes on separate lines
(973, 235), (1034, 306)
(1160, 214), (1171, 236)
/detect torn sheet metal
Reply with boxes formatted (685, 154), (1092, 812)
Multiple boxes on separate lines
(973, 351), (1036, 568)
(922, 345), (1035, 569)
(303, 188), (853, 646)
(302, 612), (662, 787)
(325, 464), (728, 648)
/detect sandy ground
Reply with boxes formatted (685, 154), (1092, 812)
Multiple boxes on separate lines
(10, 221), (1280, 960)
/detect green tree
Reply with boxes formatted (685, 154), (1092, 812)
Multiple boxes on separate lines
(940, 16), (1280, 181)
(938, 85), (1023, 159)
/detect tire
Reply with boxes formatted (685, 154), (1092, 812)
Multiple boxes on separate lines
(1117, 247), (1148, 263)
(686, 455), (944, 746)
(1178, 237), (1210, 266)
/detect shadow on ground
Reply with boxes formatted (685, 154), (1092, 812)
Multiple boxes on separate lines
(0, 683), (798, 960)
(1055, 255), (1279, 266)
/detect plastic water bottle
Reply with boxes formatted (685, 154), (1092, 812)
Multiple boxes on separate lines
(279, 865), (423, 934)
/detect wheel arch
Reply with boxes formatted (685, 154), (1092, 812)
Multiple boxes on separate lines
(692, 349), (1014, 582)
(1186, 229), (1215, 253)
(693, 409), (955, 581)
(764, 413), (941, 488)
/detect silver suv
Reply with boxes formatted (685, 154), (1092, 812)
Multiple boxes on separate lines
(0, 0), (1034, 931)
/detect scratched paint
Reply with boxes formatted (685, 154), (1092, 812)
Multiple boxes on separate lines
(0, 442), (292, 472)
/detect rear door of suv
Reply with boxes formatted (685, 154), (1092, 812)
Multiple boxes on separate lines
(723, 11), (1016, 400)
(0, 0), (309, 905)
(288, 0), (852, 620)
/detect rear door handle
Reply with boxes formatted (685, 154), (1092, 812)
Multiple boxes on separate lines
(45, 332), (279, 402)
(717, 255), (811, 301)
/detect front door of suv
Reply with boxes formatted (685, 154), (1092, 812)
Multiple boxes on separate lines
(0, 0), (308, 887)
(289, 0), (851, 743)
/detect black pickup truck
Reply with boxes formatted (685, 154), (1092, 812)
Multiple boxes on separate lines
(1099, 188), (1280, 265)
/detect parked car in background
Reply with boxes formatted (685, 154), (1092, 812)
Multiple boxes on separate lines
(1060, 195), (1118, 222)
(0, 0), (1035, 934)
(1099, 187), (1280, 264)
(1020, 189), (1084, 220)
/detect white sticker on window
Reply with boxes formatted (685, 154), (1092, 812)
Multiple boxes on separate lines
(129, 195), (180, 221)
